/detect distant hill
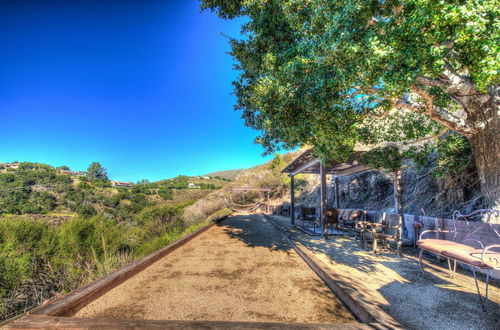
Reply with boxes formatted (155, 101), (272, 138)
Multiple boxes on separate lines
(204, 169), (247, 181)
(0, 162), (223, 218)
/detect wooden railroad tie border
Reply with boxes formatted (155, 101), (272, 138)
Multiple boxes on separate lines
(1, 215), (229, 328)
(6, 315), (377, 330)
(263, 214), (402, 330)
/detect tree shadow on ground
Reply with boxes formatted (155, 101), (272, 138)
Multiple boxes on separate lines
(216, 214), (294, 253)
(269, 214), (500, 329)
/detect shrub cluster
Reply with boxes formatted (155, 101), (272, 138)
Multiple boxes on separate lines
(0, 202), (193, 320)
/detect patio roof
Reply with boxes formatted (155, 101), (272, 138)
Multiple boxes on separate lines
(282, 149), (371, 177)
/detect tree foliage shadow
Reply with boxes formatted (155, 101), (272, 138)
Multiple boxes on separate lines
(216, 214), (294, 254)
(270, 215), (500, 329)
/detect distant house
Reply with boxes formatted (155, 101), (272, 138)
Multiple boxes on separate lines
(187, 182), (201, 189)
(201, 176), (210, 179)
(59, 170), (87, 177)
(1, 162), (20, 169)
(111, 181), (133, 188)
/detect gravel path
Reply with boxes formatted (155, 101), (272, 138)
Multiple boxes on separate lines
(75, 214), (355, 323)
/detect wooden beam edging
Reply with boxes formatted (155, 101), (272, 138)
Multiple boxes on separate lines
(263, 215), (402, 330)
(5, 215), (230, 322)
(5, 315), (377, 330)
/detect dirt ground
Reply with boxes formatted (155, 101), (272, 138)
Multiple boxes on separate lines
(270, 215), (500, 330)
(75, 214), (356, 323)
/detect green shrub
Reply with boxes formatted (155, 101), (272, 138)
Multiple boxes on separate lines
(0, 218), (56, 297)
(206, 208), (231, 222)
(158, 188), (173, 200)
(75, 204), (97, 218)
(136, 204), (184, 239)
(92, 179), (111, 188)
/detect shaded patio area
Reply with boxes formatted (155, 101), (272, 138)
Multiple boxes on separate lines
(269, 215), (500, 330)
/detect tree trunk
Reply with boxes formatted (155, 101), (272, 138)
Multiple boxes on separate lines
(469, 126), (500, 209)
(466, 86), (500, 209)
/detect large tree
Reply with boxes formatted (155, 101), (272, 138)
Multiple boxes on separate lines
(201, 0), (499, 207)
(86, 162), (108, 181)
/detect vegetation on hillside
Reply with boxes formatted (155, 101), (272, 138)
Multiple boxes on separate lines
(0, 163), (225, 219)
(184, 152), (300, 226)
(0, 162), (229, 321)
(204, 169), (245, 181)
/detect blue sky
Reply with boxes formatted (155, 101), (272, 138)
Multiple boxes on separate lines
(0, 0), (275, 182)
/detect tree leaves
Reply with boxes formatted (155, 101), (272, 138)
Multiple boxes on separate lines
(201, 0), (498, 169)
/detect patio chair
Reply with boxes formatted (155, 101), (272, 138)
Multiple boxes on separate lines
(355, 210), (377, 246)
(337, 209), (352, 231)
(325, 208), (339, 232)
(363, 211), (387, 253)
(281, 205), (290, 216)
(300, 207), (317, 228)
(338, 209), (363, 233)
(376, 213), (403, 257)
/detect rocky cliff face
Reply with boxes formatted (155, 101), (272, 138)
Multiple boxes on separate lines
(291, 160), (483, 218)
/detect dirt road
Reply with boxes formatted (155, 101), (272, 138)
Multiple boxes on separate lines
(75, 214), (355, 323)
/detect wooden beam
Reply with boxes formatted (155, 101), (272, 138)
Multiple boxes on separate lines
(320, 162), (327, 239)
(333, 166), (372, 177)
(289, 158), (320, 176)
(290, 175), (295, 225)
(6, 315), (373, 329)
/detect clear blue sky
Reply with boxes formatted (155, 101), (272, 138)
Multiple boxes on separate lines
(0, 0), (275, 182)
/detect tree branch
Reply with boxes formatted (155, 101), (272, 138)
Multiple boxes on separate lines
(410, 85), (475, 135)
(415, 76), (447, 88)
(360, 109), (392, 120)
(406, 128), (449, 146)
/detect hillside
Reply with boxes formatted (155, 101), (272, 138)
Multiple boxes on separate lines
(0, 163), (228, 219)
(183, 152), (300, 226)
(0, 162), (228, 321)
(204, 169), (247, 181)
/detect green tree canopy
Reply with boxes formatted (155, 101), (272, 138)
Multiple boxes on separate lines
(201, 0), (500, 207)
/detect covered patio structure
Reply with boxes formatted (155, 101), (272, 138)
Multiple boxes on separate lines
(282, 149), (402, 238)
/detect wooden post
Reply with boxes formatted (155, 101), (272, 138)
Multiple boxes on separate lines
(290, 175), (295, 225)
(320, 162), (327, 239)
(333, 175), (340, 208)
(265, 191), (269, 213)
(393, 170), (402, 214)
(393, 170), (403, 256)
